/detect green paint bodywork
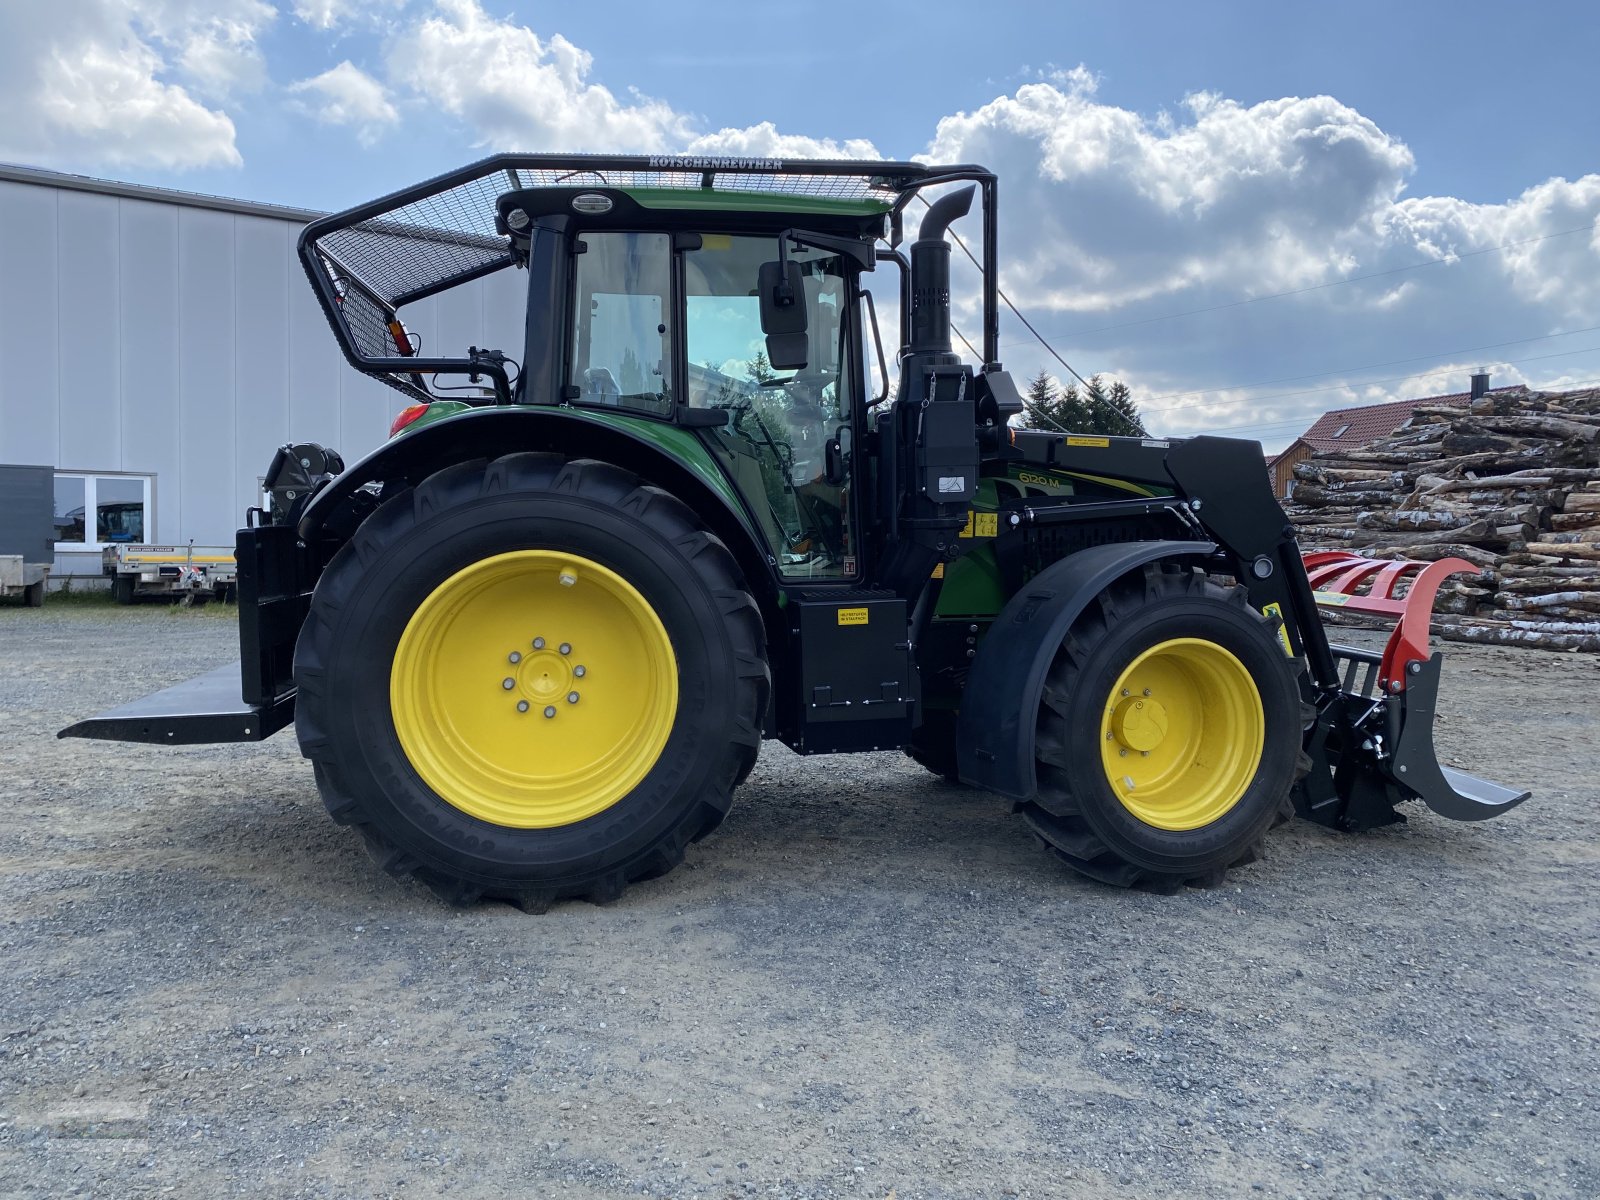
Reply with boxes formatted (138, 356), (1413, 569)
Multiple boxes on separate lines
(387, 402), (753, 534)
(622, 187), (891, 217)
(933, 460), (1173, 621)
(392, 400), (473, 437)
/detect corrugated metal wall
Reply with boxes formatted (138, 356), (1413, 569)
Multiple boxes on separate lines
(0, 178), (527, 577)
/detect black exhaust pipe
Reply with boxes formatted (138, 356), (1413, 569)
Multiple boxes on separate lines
(909, 185), (975, 356)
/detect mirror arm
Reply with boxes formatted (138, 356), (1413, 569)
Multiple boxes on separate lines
(774, 235), (795, 309)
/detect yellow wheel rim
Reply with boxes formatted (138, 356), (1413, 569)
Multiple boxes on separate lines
(390, 550), (677, 828)
(1099, 637), (1265, 831)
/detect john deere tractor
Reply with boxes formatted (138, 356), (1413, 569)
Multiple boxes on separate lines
(63, 154), (1528, 907)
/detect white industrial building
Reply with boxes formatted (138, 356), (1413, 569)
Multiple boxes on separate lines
(0, 164), (526, 583)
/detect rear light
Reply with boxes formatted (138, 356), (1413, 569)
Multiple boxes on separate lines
(389, 403), (429, 437)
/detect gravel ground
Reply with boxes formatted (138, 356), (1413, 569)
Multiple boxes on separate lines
(0, 602), (1595, 1200)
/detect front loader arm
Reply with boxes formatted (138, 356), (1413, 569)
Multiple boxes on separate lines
(1004, 429), (1530, 830)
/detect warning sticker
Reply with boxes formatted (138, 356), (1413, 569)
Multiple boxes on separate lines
(958, 511), (999, 539)
(837, 607), (869, 626)
(1066, 435), (1110, 448)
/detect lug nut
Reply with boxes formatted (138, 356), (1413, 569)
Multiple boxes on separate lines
(1119, 749), (1128, 757)
(543, 706), (557, 718)
(559, 643), (571, 655)
(516, 700), (529, 713)
(559, 571), (577, 587)
(574, 665), (587, 678)
(501, 678), (515, 690)
(1121, 688), (1130, 697)
(533, 637), (545, 650)
(508, 651), (522, 664)
(1142, 688), (1151, 697)
(567, 692), (580, 704)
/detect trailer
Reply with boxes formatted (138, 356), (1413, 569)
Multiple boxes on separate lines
(0, 554), (48, 606)
(0, 463), (54, 607)
(104, 543), (237, 605)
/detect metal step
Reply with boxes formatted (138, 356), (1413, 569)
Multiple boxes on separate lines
(58, 662), (294, 745)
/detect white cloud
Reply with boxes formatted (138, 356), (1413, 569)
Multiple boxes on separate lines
(922, 79), (1600, 448)
(289, 60), (398, 146)
(379, 2), (878, 161)
(686, 122), (879, 160)
(292, 0), (407, 33)
(386, 0), (693, 152)
(0, 0), (274, 170)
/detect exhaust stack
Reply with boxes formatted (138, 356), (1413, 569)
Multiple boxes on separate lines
(908, 186), (975, 357)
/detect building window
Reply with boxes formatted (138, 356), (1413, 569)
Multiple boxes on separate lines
(54, 473), (152, 550)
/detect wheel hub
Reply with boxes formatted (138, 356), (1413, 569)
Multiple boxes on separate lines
(512, 644), (582, 707)
(1109, 695), (1168, 753)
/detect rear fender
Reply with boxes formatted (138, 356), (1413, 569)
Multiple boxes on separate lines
(297, 406), (779, 627)
(956, 539), (1215, 798)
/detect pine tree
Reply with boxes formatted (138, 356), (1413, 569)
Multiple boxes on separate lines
(1020, 369), (1146, 436)
(746, 351), (777, 384)
(1021, 369), (1085, 432)
(1101, 378), (1147, 437)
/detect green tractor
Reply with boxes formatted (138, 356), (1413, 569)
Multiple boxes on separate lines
(63, 154), (1528, 907)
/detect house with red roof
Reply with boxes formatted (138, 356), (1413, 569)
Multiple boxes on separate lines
(1266, 374), (1513, 497)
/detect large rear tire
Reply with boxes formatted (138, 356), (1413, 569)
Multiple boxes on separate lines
(294, 453), (770, 909)
(1023, 564), (1308, 890)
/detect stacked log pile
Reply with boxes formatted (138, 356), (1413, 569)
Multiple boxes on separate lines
(1284, 384), (1600, 650)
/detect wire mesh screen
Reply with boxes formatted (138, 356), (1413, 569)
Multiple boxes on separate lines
(300, 154), (934, 398)
(329, 269), (402, 361)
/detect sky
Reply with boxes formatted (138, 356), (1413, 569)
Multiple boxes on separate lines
(2, 0), (1598, 451)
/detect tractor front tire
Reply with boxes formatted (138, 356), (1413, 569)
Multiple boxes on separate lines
(294, 453), (770, 909)
(1023, 564), (1308, 890)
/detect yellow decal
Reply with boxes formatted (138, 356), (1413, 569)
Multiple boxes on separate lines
(837, 607), (869, 626)
(1066, 435), (1110, 448)
(958, 511), (1000, 538)
(931, 563), (946, 579)
(1261, 602), (1293, 657)
(1313, 590), (1351, 607)
(1017, 471), (1058, 486)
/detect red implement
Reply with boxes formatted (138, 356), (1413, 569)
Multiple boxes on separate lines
(1302, 551), (1483, 694)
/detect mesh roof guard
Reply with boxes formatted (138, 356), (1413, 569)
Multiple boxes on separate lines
(297, 152), (989, 401)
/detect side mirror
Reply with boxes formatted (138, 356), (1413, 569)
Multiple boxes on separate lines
(758, 258), (808, 371)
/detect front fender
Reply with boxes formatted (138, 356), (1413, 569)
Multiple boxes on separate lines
(956, 539), (1216, 799)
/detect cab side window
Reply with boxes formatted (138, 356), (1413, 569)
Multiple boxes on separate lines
(569, 232), (672, 414)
